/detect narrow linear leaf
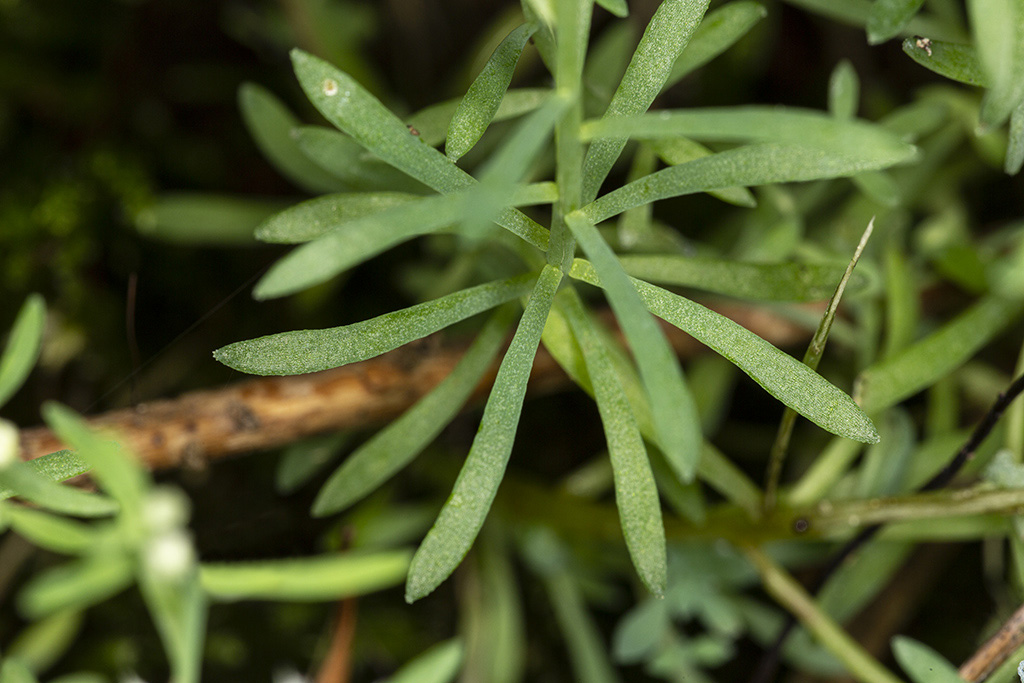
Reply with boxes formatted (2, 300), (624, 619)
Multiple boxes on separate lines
(665, 1), (768, 88)
(137, 570), (206, 683)
(828, 60), (859, 119)
(867, 0), (926, 44)
(311, 306), (514, 516)
(255, 192), (418, 244)
(0, 451), (90, 501)
(582, 142), (917, 225)
(42, 403), (149, 514)
(135, 194), (287, 245)
(0, 294), (46, 409)
(386, 639), (464, 683)
(290, 50), (548, 249)
(561, 292), (666, 596)
(969, 0), (1024, 129)
(857, 295), (1024, 413)
(0, 462), (118, 517)
(901, 38), (988, 86)
(18, 554), (135, 619)
(565, 214), (701, 481)
(647, 137), (756, 207)
(408, 88), (552, 147)
(405, 265), (563, 603)
(217, 272), (537, 375)
(460, 540), (525, 683)
(6, 608), (85, 674)
(201, 550), (412, 601)
(618, 254), (866, 302)
(595, 0), (629, 18)
(276, 432), (349, 495)
(891, 636), (964, 683)
(1007, 98), (1024, 175)
(447, 23), (537, 162)
(5, 505), (99, 554)
(581, 107), (916, 165)
(293, 126), (431, 194)
(786, 0), (966, 41)
(582, 0), (711, 202)
(569, 259), (879, 443)
(238, 82), (344, 193)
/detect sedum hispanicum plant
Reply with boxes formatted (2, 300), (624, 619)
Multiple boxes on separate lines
(210, 0), (911, 605)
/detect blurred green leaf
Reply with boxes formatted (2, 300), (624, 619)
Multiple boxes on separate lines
(290, 50), (548, 249)
(828, 60), (859, 119)
(293, 126), (430, 193)
(18, 554), (134, 619)
(5, 506), (100, 554)
(618, 254), (864, 302)
(561, 291), (667, 596)
(1006, 99), (1024, 174)
(0, 294), (45, 410)
(408, 88), (553, 147)
(569, 260), (880, 444)
(6, 608), (84, 675)
(311, 307), (513, 516)
(867, 0), (926, 44)
(276, 432), (349, 495)
(613, 586), (670, 662)
(901, 38), (988, 86)
(138, 568), (206, 683)
(385, 639), (464, 683)
(595, 0), (629, 18)
(665, 1), (768, 87)
(0, 462), (117, 517)
(459, 539), (525, 683)
(0, 451), (90, 501)
(238, 82), (345, 193)
(405, 265), (562, 602)
(969, 0), (1024, 129)
(216, 272), (537, 375)
(447, 23), (537, 162)
(201, 549), (412, 601)
(566, 215), (701, 481)
(135, 194), (287, 245)
(857, 296), (1024, 413)
(255, 192), (418, 244)
(0, 658), (38, 683)
(582, 0), (711, 201)
(891, 636), (963, 683)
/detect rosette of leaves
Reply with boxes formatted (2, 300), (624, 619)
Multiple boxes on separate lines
(209, 0), (936, 604)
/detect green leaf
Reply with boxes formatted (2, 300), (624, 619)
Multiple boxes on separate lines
(18, 554), (135, 619)
(6, 608), (84, 675)
(216, 272), (537, 375)
(969, 0), (1024, 129)
(312, 307), (513, 516)
(238, 82), (345, 193)
(582, 0), (711, 202)
(613, 599), (670, 662)
(867, 0), (926, 44)
(137, 568), (206, 683)
(255, 192), (418, 244)
(0, 294), (46, 410)
(405, 265), (562, 602)
(901, 38), (988, 86)
(447, 23), (537, 162)
(582, 142), (916, 225)
(891, 636), (964, 683)
(828, 60), (859, 119)
(0, 462), (118, 517)
(275, 432), (349, 495)
(617, 254), (866, 302)
(407, 88), (553, 147)
(561, 292), (666, 597)
(290, 49), (548, 250)
(787, 0), (966, 40)
(385, 639), (464, 683)
(581, 107), (916, 163)
(646, 137), (757, 207)
(665, 1), (768, 88)
(135, 194), (287, 245)
(5, 505), (99, 554)
(0, 658), (37, 683)
(0, 451), (90, 501)
(856, 295), (1024, 413)
(42, 404), (149, 514)
(1006, 97), (1024, 174)
(595, 0), (628, 18)
(459, 539), (525, 683)
(200, 549), (412, 601)
(569, 259), (880, 444)
(293, 126), (431, 193)
(565, 215), (701, 481)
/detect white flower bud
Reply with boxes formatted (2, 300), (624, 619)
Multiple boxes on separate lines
(142, 486), (190, 534)
(0, 419), (21, 469)
(143, 529), (196, 581)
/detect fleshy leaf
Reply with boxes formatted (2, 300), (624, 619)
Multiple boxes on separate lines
(200, 550), (412, 601)
(238, 82), (345, 193)
(135, 194), (287, 246)
(290, 49), (548, 249)
(386, 639), (464, 683)
(407, 88), (552, 147)
(0, 294), (46, 409)
(293, 126), (430, 193)
(867, 0), (926, 44)
(969, 0), (1024, 129)
(446, 23), (537, 162)
(902, 38), (988, 86)
(216, 272), (538, 375)
(311, 307), (513, 516)
(565, 214), (702, 481)
(255, 192), (418, 244)
(582, 0), (711, 202)
(828, 60), (859, 119)
(569, 260), (880, 444)
(405, 265), (562, 602)
(891, 636), (964, 683)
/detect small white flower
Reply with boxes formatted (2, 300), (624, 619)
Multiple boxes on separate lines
(142, 486), (190, 533)
(143, 529), (196, 581)
(0, 418), (20, 469)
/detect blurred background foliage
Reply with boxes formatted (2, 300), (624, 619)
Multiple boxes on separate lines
(2, 0), (1024, 681)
